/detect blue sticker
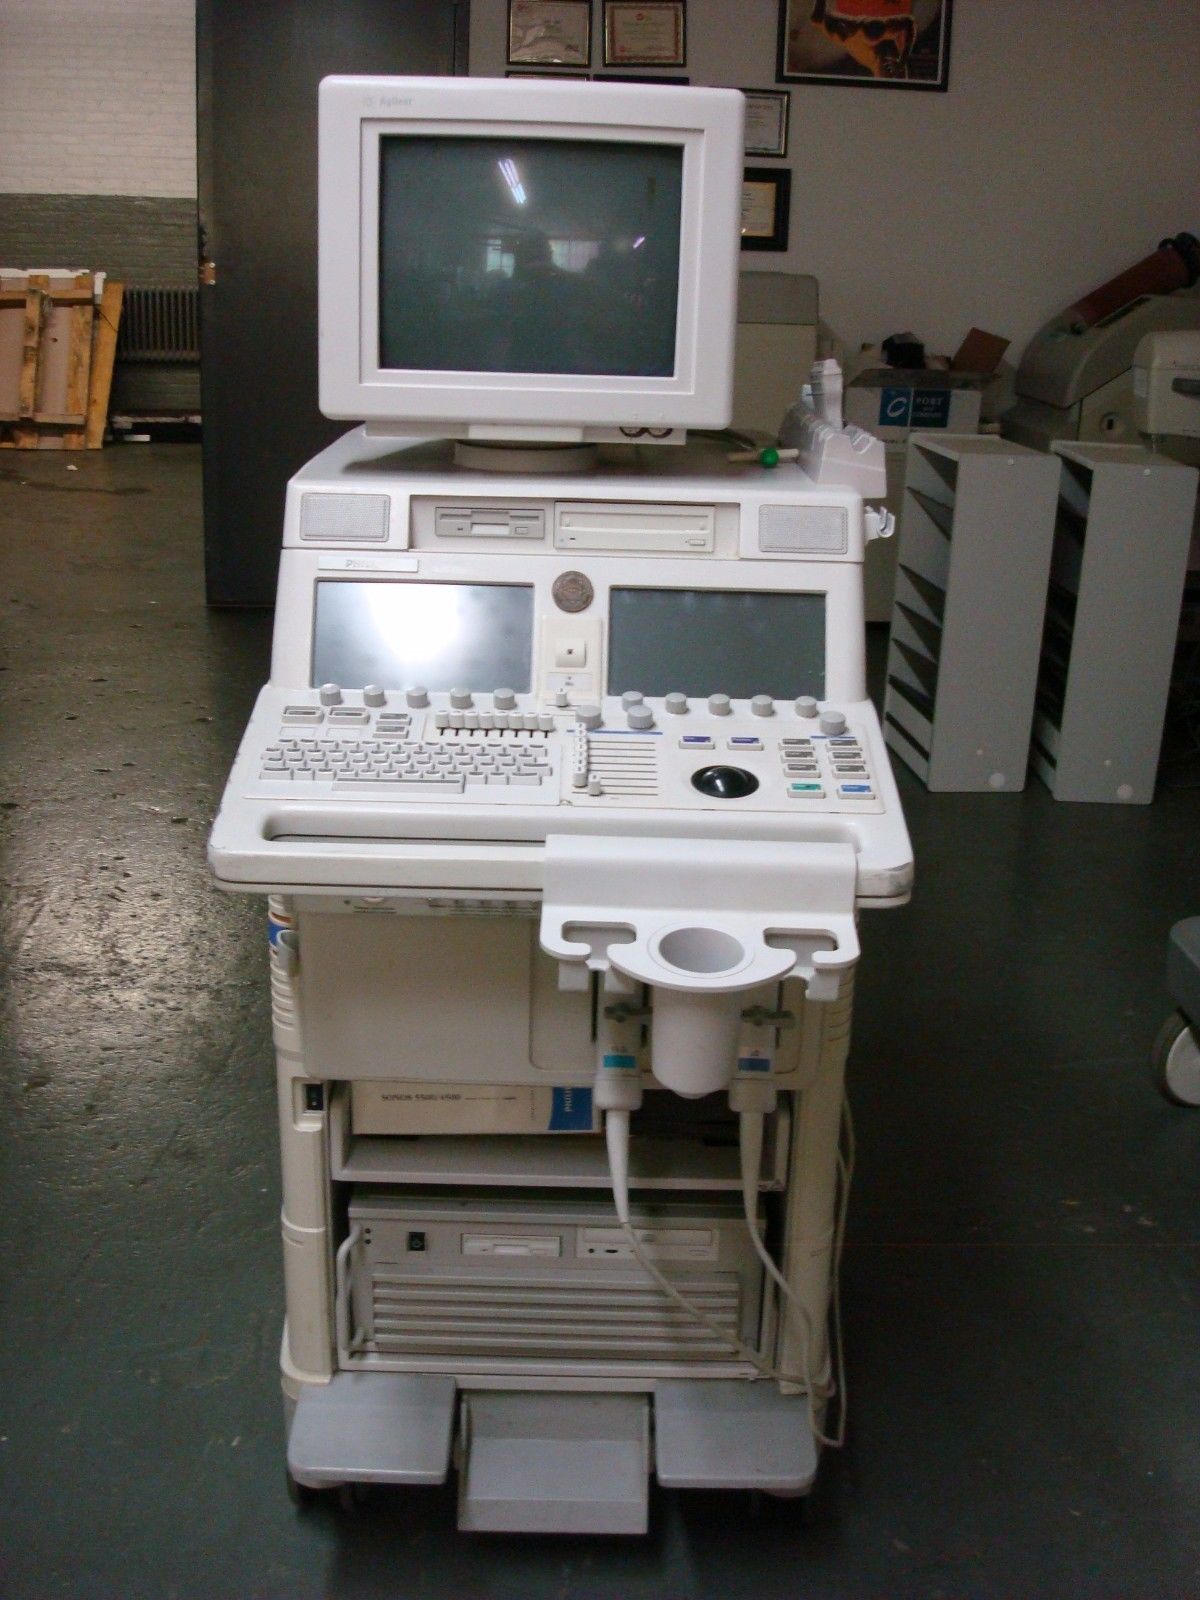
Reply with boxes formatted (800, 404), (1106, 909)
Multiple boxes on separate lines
(911, 389), (951, 428)
(549, 1087), (595, 1131)
(602, 1053), (638, 1073)
(737, 1056), (771, 1073)
(267, 917), (289, 947)
(878, 387), (912, 428)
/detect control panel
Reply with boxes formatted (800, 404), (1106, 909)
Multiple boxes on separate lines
(248, 684), (882, 815)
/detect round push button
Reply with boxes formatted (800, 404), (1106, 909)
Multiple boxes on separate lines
(691, 765), (760, 800)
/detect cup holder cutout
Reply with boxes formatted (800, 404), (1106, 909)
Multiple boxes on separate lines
(655, 926), (747, 976)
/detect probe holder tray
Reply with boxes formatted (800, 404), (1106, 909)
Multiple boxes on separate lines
(541, 836), (859, 1095)
(540, 835), (859, 999)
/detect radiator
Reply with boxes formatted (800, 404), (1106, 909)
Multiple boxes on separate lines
(117, 285), (199, 362)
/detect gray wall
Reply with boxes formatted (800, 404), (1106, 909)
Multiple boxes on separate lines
(470, 0), (1200, 358)
(0, 193), (196, 284)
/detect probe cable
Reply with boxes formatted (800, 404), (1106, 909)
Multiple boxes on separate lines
(604, 1095), (855, 1450)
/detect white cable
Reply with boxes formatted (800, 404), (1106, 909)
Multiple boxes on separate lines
(602, 1109), (809, 1388)
(738, 1107), (848, 1450)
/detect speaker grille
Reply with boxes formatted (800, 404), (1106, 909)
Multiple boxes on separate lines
(299, 492), (390, 543)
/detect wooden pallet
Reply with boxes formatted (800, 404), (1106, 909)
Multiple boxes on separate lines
(0, 271), (125, 449)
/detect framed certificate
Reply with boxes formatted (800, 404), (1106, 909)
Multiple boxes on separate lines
(741, 89), (790, 158)
(741, 167), (791, 252)
(507, 0), (591, 68)
(603, 2), (687, 68)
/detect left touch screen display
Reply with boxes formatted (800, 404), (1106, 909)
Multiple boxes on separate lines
(312, 581), (535, 692)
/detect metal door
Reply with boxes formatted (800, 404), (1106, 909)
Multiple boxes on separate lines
(197, 0), (467, 606)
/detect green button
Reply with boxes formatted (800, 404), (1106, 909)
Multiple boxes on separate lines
(790, 782), (823, 792)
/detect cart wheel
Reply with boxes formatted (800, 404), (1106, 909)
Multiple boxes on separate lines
(1153, 1012), (1200, 1107)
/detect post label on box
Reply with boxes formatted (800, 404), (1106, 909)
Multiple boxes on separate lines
(879, 387), (913, 427)
(911, 389), (952, 427)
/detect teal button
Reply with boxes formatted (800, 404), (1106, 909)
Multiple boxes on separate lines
(789, 782), (823, 792)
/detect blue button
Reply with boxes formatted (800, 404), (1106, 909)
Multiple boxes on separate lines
(682, 735), (711, 743)
(839, 783), (872, 794)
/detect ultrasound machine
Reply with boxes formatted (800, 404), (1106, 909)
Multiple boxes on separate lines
(209, 76), (913, 1532)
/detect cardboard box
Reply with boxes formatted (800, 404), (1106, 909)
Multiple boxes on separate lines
(350, 1081), (600, 1136)
(846, 368), (985, 440)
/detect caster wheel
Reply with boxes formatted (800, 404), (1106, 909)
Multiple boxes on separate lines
(1153, 1012), (1200, 1107)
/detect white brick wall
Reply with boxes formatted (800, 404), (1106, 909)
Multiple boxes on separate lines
(0, 0), (197, 197)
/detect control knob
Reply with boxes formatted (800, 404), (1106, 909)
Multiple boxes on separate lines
(575, 704), (602, 730)
(318, 682), (342, 706)
(707, 693), (732, 717)
(587, 775), (604, 797)
(751, 695), (774, 718)
(795, 695), (818, 719)
(362, 684), (386, 707)
(449, 687), (473, 710)
(493, 688), (517, 711)
(664, 692), (688, 715)
(406, 686), (430, 709)
(627, 705), (655, 730)
(819, 709), (847, 736)
(621, 690), (644, 709)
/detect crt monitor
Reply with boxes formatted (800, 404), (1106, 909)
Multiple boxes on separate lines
(318, 77), (744, 441)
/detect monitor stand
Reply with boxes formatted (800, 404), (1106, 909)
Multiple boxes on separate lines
(453, 440), (598, 474)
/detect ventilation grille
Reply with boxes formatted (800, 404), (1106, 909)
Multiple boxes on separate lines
(299, 492), (391, 543)
(117, 286), (199, 361)
(364, 1273), (741, 1362)
(588, 735), (659, 797)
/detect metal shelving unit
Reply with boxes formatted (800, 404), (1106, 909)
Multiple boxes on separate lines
(883, 435), (1062, 791)
(1030, 442), (1198, 803)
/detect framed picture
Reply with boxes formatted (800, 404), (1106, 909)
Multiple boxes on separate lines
(505, 69), (590, 78)
(741, 167), (791, 252)
(603, 2), (687, 68)
(597, 73), (691, 86)
(741, 88), (790, 157)
(507, 0), (591, 69)
(777, 0), (952, 91)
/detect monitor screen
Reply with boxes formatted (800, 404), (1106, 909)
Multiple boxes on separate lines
(607, 588), (826, 700)
(378, 136), (683, 378)
(312, 581), (534, 691)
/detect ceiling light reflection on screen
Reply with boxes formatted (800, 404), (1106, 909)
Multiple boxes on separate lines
(364, 583), (464, 676)
(498, 158), (527, 205)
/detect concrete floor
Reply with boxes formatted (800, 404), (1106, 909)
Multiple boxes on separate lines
(1, 443), (1198, 1598)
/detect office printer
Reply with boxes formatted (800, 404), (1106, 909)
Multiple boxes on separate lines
(1004, 232), (1200, 451)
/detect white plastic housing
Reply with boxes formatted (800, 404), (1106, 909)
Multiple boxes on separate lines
(1135, 331), (1200, 438)
(318, 77), (744, 438)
